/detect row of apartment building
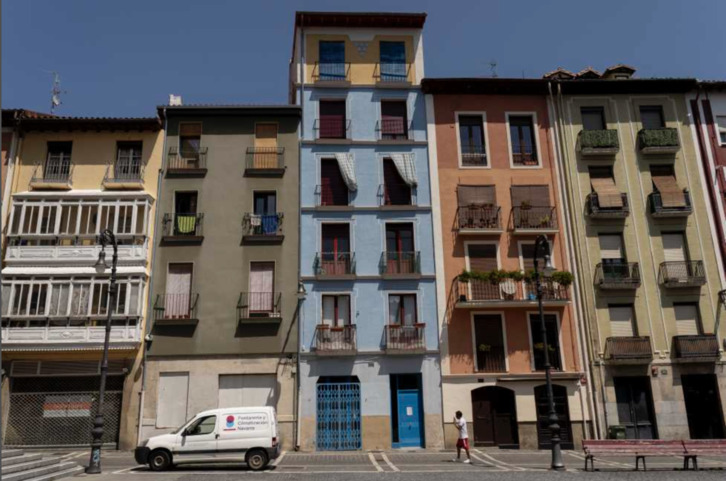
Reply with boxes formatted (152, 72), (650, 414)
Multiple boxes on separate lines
(1, 11), (725, 452)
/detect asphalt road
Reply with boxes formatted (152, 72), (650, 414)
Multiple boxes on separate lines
(38, 449), (726, 480)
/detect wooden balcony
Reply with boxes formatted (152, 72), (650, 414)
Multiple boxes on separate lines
(604, 337), (652, 362)
(385, 324), (426, 354)
(672, 335), (720, 360)
(314, 325), (356, 355)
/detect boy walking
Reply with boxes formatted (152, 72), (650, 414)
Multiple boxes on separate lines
(453, 411), (471, 463)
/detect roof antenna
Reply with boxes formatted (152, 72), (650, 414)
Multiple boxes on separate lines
(50, 72), (64, 114)
(489, 60), (498, 78)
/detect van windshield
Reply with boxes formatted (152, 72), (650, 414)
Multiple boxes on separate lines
(171, 416), (196, 435)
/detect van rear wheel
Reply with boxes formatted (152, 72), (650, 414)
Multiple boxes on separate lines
(246, 449), (269, 471)
(148, 449), (172, 471)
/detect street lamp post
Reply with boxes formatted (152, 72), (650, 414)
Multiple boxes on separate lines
(86, 229), (118, 474)
(533, 234), (565, 471)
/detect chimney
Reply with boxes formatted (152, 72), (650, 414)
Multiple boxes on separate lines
(169, 94), (183, 106)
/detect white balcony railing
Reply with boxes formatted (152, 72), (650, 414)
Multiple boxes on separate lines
(1, 323), (141, 349)
(4, 239), (148, 265)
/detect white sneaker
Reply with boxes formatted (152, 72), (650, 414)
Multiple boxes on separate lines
(452, 458), (458, 463)
(463, 459), (471, 464)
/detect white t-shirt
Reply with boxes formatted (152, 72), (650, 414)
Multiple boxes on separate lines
(455, 416), (468, 439)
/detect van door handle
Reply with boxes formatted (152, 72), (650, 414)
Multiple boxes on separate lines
(215, 434), (220, 439)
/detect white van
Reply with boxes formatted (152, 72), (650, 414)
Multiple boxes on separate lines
(134, 406), (280, 471)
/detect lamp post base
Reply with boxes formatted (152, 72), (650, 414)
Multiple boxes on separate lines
(85, 446), (102, 474)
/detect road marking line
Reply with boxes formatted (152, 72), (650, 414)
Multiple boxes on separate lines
(473, 449), (526, 471)
(379, 453), (399, 472)
(368, 453), (384, 472)
(112, 466), (138, 474)
(468, 451), (507, 470)
(271, 451), (286, 467)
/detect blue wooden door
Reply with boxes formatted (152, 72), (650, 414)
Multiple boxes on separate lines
(396, 389), (422, 447)
(316, 382), (361, 451)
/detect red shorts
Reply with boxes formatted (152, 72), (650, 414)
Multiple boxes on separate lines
(456, 438), (470, 450)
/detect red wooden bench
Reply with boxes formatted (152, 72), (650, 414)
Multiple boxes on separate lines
(582, 440), (687, 471)
(683, 440), (726, 470)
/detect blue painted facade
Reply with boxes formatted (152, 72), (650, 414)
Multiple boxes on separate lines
(295, 78), (443, 450)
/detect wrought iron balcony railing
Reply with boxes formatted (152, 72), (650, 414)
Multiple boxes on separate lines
(166, 147), (208, 172)
(379, 251), (421, 276)
(374, 62), (411, 83)
(242, 213), (283, 238)
(315, 184), (351, 207)
(162, 213), (204, 238)
(237, 292), (282, 321)
(460, 145), (488, 167)
(314, 252), (355, 277)
(605, 337), (652, 361)
(456, 279), (569, 304)
(595, 262), (641, 290)
(649, 192), (692, 217)
(314, 324), (357, 355)
(659, 261), (706, 288)
(30, 161), (73, 186)
(587, 193), (630, 218)
(475, 345), (507, 373)
(512, 206), (558, 231)
(385, 324), (426, 353)
(103, 161), (144, 186)
(153, 293), (199, 322)
(245, 147), (284, 173)
(313, 62), (351, 82)
(378, 182), (414, 206)
(456, 205), (502, 232)
(673, 335), (720, 359)
(314, 118), (351, 140)
(376, 119), (410, 140)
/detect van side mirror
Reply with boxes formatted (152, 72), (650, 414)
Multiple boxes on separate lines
(181, 429), (188, 437)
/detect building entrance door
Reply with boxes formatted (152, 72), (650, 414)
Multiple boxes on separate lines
(471, 386), (518, 448)
(682, 374), (725, 439)
(614, 376), (657, 439)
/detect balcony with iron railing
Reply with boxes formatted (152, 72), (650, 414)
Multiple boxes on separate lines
(313, 62), (351, 83)
(587, 193), (630, 219)
(29, 161), (73, 189)
(385, 324), (426, 354)
(376, 119), (410, 141)
(315, 184), (352, 209)
(578, 129), (620, 156)
(153, 293), (199, 325)
(456, 205), (502, 233)
(475, 345), (507, 373)
(378, 182), (414, 207)
(242, 213), (284, 244)
(672, 335), (720, 360)
(638, 128), (680, 154)
(103, 160), (145, 189)
(314, 118), (351, 141)
(314, 252), (356, 279)
(512, 151), (539, 167)
(245, 147), (285, 176)
(237, 292), (282, 324)
(379, 251), (421, 279)
(161, 213), (204, 245)
(455, 278), (570, 307)
(314, 324), (357, 355)
(604, 337), (653, 362)
(649, 191), (692, 218)
(511, 206), (558, 234)
(374, 62), (412, 85)
(460, 145), (488, 167)
(1, 318), (141, 350)
(166, 147), (208, 177)
(659, 261), (706, 288)
(595, 262), (641, 290)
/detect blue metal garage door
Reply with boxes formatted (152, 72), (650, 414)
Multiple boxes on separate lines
(316, 381), (361, 451)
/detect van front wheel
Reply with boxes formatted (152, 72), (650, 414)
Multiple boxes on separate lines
(148, 449), (172, 471)
(246, 449), (269, 471)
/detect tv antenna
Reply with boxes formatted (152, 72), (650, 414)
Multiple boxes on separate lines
(488, 60), (498, 78)
(50, 72), (65, 114)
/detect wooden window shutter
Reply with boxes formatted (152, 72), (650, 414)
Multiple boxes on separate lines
(255, 123), (278, 148)
(468, 244), (497, 272)
(179, 123), (202, 136)
(458, 185), (496, 206)
(511, 185), (550, 207)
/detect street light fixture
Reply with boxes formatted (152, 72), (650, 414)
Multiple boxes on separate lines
(86, 229), (118, 474)
(533, 234), (565, 471)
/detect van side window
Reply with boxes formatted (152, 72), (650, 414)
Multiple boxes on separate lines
(186, 415), (216, 436)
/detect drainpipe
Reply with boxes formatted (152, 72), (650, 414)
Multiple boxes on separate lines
(548, 81), (602, 439)
(136, 110), (168, 445)
(294, 19), (305, 452)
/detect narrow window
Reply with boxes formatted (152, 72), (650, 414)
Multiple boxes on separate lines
(473, 314), (506, 372)
(320, 158), (349, 205)
(383, 158), (411, 205)
(640, 106), (665, 129)
(319, 100), (347, 139)
(529, 313), (562, 371)
(509, 115), (538, 166)
(379, 41), (406, 81)
(380, 101), (408, 140)
(458, 115), (486, 166)
(116, 141), (143, 179)
(581, 107), (606, 130)
(318, 41), (346, 80)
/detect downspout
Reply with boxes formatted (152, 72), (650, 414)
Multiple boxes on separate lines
(136, 110), (168, 445)
(294, 19), (305, 452)
(548, 81), (602, 439)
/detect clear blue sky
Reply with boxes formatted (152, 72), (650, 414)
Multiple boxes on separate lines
(3, 0), (725, 117)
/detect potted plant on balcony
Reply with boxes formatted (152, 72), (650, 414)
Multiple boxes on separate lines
(539, 215), (551, 227)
